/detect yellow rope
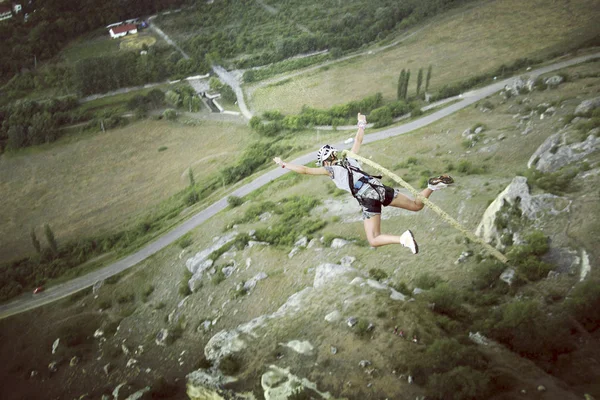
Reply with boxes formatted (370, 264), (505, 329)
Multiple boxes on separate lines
(341, 150), (509, 264)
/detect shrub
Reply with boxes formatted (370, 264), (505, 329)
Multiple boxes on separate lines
(427, 366), (490, 400)
(176, 234), (193, 249)
(392, 281), (410, 295)
(158, 146), (168, 152)
(426, 284), (467, 320)
(525, 166), (578, 195)
(117, 292), (135, 304)
(179, 270), (192, 296)
(457, 160), (486, 175)
(414, 272), (442, 289)
(370, 106), (393, 128)
(566, 279), (600, 332)
(369, 268), (388, 282)
(212, 268), (226, 285)
(506, 231), (552, 281)
(141, 285), (154, 302)
(471, 260), (506, 290)
(227, 196), (244, 208)
(354, 319), (371, 338)
(219, 355), (242, 375)
(163, 109), (177, 120)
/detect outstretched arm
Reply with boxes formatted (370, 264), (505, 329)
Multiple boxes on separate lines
(273, 157), (329, 176)
(351, 113), (367, 154)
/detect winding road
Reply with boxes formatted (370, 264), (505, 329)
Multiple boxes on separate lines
(1, 52), (598, 320)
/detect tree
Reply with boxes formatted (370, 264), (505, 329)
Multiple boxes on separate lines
(426, 64), (433, 92)
(44, 223), (58, 255)
(416, 68), (424, 96)
(403, 70), (411, 99)
(30, 228), (41, 254)
(397, 69), (406, 100)
(188, 168), (195, 187)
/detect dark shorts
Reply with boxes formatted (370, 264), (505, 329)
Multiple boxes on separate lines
(356, 184), (399, 219)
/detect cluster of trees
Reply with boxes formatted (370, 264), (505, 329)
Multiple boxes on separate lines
(249, 93), (385, 136)
(157, 0), (469, 70)
(397, 65), (432, 100)
(0, 0), (190, 83)
(73, 46), (208, 96)
(0, 96), (84, 151)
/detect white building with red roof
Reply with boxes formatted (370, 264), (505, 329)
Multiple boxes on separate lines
(109, 23), (138, 39)
(0, 4), (13, 21)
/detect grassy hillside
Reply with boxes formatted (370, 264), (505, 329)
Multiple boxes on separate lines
(0, 58), (598, 400)
(248, 0), (600, 114)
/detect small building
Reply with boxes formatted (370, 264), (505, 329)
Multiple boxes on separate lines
(109, 23), (138, 39)
(0, 4), (13, 21)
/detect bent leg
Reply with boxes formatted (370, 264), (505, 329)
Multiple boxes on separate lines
(363, 214), (401, 247)
(388, 188), (433, 212)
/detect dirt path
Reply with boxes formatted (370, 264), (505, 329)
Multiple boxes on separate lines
(1, 52), (599, 320)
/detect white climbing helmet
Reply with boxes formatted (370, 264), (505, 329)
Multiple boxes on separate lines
(316, 144), (338, 166)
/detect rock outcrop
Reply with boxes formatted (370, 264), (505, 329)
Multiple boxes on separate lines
(186, 231), (238, 292)
(528, 131), (599, 173)
(574, 96), (600, 116)
(475, 176), (569, 246)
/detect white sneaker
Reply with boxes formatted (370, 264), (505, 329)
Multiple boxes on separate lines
(427, 175), (454, 191)
(400, 230), (419, 254)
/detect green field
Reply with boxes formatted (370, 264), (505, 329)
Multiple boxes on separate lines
(0, 119), (254, 263)
(247, 0), (600, 114)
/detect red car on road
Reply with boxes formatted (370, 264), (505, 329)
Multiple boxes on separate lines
(33, 286), (45, 294)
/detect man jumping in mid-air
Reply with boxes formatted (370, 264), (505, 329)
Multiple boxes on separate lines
(273, 113), (454, 254)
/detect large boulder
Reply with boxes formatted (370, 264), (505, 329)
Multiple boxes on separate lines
(186, 231), (238, 292)
(528, 132), (599, 173)
(475, 176), (568, 246)
(261, 366), (330, 400)
(575, 96), (600, 116)
(313, 263), (356, 288)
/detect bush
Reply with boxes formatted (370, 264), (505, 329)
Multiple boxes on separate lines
(506, 231), (551, 281)
(227, 196), (244, 208)
(525, 166), (578, 195)
(414, 272), (442, 289)
(212, 268), (226, 285)
(163, 108), (177, 120)
(354, 319), (371, 338)
(427, 366), (490, 400)
(471, 260), (506, 290)
(176, 234), (193, 249)
(566, 279), (600, 332)
(483, 300), (574, 360)
(179, 270), (192, 296)
(426, 284), (467, 320)
(219, 355), (242, 375)
(369, 268), (388, 281)
(117, 292), (135, 304)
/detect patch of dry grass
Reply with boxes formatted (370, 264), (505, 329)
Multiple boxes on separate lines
(0, 119), (253, 262)
(248, 0), (600, 114)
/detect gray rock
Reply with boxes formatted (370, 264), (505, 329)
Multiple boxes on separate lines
(331, 238), (350, 248)
(124, 387), (150, 400)
(307, 238), (319, 248)
(200, 320), (212, 332)
(575, 96), (600, 116)
(222, 265), (236, 278)
(455, 251), (473, 264)
(528, 132), (599, 172)
(69, 356), (79, 367)
(475, 176), (569, 247)
(347, 317), (358, 327)
(545, 75), (564, 87)
(48, 362), (58, 373)
(469, 331), (489, 345)
(325, 310), (341, 322)
(500, 268), (516, 285)
(155, 329), (169, 346)
(498, 133), (507, 141)
(330, 346), (338, 355)
(313, 263), (355, 288)
(94, 329), (104, 338)
(126, 358), (138, 368)
(52, 338), (60, 354)
(92, 280), (104, 294)
(412, 288), (424, 295)
(474, 126), (484, 134)
(359, 360), (371, 368)
(294, 237), (308, 247)
(462, 128), (472, 137)
(340, 256), (356, 267)
(103, 363), (111, 376)
(243, 272), (268, 291)
(112, 382), (127, 400)
(288, 247), (300, 259)
(537, 385), (546, 392)
(259, 212), (272, 221)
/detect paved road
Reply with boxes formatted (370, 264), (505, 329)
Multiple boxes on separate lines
(1, 52), (598, 320)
